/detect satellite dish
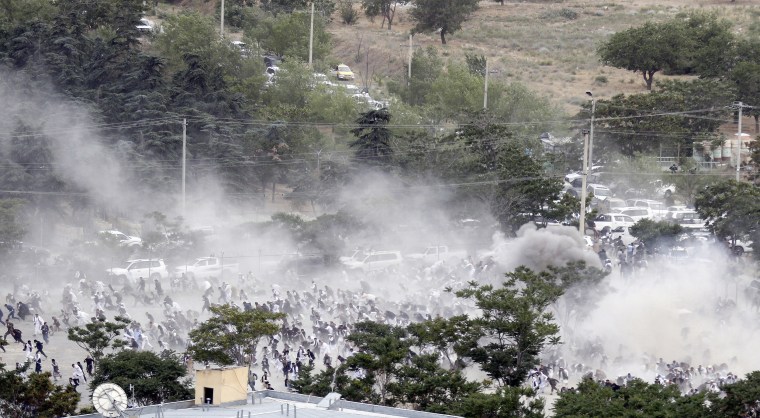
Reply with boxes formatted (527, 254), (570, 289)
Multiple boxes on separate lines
(92, 383), (129, 418)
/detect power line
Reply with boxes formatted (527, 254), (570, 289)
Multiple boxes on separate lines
(0, 106), (736, 139)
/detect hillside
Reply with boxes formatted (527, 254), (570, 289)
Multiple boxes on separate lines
(164, 0), (760, 114)
(325, 0), (760, 113)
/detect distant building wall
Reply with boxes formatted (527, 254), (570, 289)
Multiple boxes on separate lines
(195, 367), (249, 406)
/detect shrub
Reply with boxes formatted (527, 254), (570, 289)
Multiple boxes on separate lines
(338, 1), (359, 25)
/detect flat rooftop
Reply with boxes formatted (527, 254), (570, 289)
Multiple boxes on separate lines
(81, 391), (461, 418)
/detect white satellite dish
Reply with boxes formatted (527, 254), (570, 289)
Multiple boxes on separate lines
(92, 383), (129, 418)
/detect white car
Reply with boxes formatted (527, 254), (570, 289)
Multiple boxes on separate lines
(728, 239), (753, 256)
(406, 246), (467, 265)
(627, 199), (668, 219)
(665, 209), (705, 230)
(99, 230), (142, 247)
(615, 207), (655, 222)
(587, 183), (612, 200)
(592, 213), (635, 232)
(342, 251), (402, 273)
(174, 257), (239, 280)
(107, 259), (169, 283)
(136, 18), (156, 33)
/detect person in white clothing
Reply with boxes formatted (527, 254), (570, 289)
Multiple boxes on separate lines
(33, 313), (44, 336)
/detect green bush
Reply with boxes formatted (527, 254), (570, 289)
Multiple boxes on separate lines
(338, 1), (359, 25)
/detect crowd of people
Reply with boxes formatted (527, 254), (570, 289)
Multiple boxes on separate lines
(0, 241), (752, 406)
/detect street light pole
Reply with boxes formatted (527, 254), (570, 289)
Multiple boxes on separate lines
(736, 101), (743, 182)
(220, 0), (225, 37)
(586, 91), (596, 169)
(483, 58), (489, 110)
(308, 2), (314, 68)
(579, 129), (590, 236)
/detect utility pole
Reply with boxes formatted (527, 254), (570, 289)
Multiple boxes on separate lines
(736, 101), (743, 182)
(308, 2), (314, 67)
(579, 129), (590, 236)
(182, 118), (187, 218)
(315, 149), (322, 178)
(220, 0), (225, 37)
(483, 58), (489, 110)
(586, 91), (596, 169)
(407, 34), (413, 86)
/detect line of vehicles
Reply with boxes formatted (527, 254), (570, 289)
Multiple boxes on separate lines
(106, 256), (239, 284)
(105, 245), (469, 284)
(563, 172), (753, 256)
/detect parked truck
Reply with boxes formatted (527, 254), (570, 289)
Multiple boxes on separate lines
(174, 257), (239, 280)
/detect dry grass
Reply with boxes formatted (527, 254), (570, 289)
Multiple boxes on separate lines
(327, 0), (760, 113)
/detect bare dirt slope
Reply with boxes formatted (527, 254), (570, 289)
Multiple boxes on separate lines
(327, 0), (760, 112)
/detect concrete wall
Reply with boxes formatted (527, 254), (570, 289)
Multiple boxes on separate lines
(334, 400), (462, 418)
(258, 390), (462, 418)
(74, 400), (194, 417)
(195, 366), (249, 406)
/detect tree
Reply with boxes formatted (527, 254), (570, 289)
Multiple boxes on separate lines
(252, 11), (331, 62)
(344, 321), (411, 404)
(708, 371), (760, 417)
(675, 11), (735, 78)
(453, 386), (546, 418)
(155, 12), (242, 75)
(260, 0), (335, 17)
(386, 353), (480, 413)
(695, 180), (760, 257)
(629, 219), (683, 252)
(598, 21), (688, 90)
(360, 0), (407, 30)
(454, 266), (563, 388)
(0, 368), (80, 418)
(465, 53), (487, 77)
(350, 108), (393, 166)
(396, 46), (444, 106)
(583, 79), (732, 159)
(409, 0), (479, 45)
(187, 304), (284, 367)
(67, 316), (131, 362)
(554, 378), (708, 417)
(90, 350), (192, 406)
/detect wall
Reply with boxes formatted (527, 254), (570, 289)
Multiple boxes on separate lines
(194, 366), (249, 406)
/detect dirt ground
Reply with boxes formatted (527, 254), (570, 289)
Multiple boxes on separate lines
(326, 0), (760, 113)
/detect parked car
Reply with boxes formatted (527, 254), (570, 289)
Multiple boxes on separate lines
(174, 257), (239, 280)
(342, 251), (402, 273)
(615, 207), (655, 222)
(107, 259), (169, 283)
(331, 64), (354, 80)
(406, 246), (467, 265)
(626, 199), (668, 219)
(652, 179), (676, 198)
(727, 239), (754, 256)
(99, 230), (142, 247)
(665, 209), (705, 230)
(592, 213), (635, 231)
(598, 197), (627, 212)
(587, 183), (612, 200)
(230, 40), (249, 57)
(136, 18), (156, 33)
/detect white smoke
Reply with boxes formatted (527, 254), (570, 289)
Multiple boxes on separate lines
(489, 223), (601, 272)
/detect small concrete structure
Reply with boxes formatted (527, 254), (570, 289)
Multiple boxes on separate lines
(194, 366), (249, 406)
